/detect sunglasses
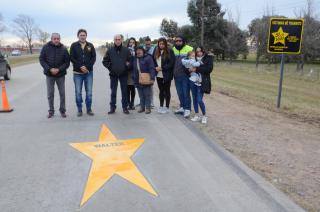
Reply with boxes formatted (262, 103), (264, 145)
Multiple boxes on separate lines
(175, 40), (183, 42)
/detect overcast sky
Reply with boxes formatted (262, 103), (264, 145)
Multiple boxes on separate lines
(0, 0), (319, 46)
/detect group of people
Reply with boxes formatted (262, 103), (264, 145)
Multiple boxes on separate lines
(39, 29), (213, 124)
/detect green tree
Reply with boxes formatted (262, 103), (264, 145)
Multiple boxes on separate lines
(159, 18), (178, 39)
(187, 0), (228, 58)
(224, 21), (249, 63)
(177, 25), (196, 46)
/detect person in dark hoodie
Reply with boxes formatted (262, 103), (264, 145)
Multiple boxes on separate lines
(127, 37), (137, 110)
(102, 34), (131, 115)
(172, 35), (193, 118)
(132, 46), (156, 114)
(70, 29), (96, 117)
(39, 33), (70, 119)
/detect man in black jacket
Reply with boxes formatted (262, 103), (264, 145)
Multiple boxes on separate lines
(70, 29), (96, 117)
(102, 34), (131, 114)
(39, 33), (70, 118)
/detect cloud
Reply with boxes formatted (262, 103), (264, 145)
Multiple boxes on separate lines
(115, 17), (163, 31)
(0, 0), (192, 46)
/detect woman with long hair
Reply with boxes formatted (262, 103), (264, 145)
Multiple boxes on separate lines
(153, 37), (175, 113)
(189, 46), (213, 124)
(127, 37), (137, 110)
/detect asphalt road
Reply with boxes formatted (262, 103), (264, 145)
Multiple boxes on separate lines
(0, 54), (304, 212)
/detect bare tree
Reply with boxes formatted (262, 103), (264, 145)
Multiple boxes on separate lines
(11, 14), (38, 54)
(248, 16), (270, 67)
(37, 29), (50, 45)
(0, 13), (5, 33)
(294, 0), (320, 71)
(0, 13), (6, 47)
(225, 10), (248, 63)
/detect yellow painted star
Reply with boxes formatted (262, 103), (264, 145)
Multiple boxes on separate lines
(70, 125), (158, 207)
(272, 27), (289, 45)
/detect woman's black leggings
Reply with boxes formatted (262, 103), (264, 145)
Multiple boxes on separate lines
(127, 85), (136, 107)
(157, 77), (171, 108)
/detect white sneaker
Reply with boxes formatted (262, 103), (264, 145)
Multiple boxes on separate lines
(184, 110), (191, 118)
(175, 107), (184, 114)
(201, 116), (208, 124)
(161, 107), (169, 114)
(157, 107), (164, 113)
(191, 115), (201, 122)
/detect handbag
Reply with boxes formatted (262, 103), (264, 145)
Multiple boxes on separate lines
(137, 58), (154, 85)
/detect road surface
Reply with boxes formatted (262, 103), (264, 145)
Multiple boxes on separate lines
(0, 54), (304, 212)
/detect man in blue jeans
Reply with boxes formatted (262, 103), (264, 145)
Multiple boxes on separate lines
(172, 35), (193, 118)
(70, 29), (96, 117)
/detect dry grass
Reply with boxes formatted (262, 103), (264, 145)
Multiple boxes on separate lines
(213, 61), (320, 126)
(8, 54), (40, 67)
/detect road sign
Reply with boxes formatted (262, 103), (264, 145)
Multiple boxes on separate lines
(268, 18), (304, 54)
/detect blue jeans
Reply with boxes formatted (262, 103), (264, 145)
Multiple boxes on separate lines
(174, 76), (191, 110)
(190, 81), (206, 115)
(73, 72), (93, 112)
(110, 74), (128, 110)
(137, 85), (152, 109)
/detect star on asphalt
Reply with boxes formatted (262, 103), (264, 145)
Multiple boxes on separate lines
(70, 125), (158, 207)
(272, 27), (289, 45)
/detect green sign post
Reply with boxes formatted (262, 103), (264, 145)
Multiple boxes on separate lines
(267, 18), (304, 108)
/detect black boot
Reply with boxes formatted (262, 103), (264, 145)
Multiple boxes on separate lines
(108, 108), (116, 114)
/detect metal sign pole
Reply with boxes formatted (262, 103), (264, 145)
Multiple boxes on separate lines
(277, 53), (285, 108)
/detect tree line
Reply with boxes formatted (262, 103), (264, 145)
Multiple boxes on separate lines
(160, 0), (320, 70)
(1, 0), (319, 72)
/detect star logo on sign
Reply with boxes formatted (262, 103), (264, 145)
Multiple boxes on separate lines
(70, 125), (158, 207)
(272, 27), (289, 45)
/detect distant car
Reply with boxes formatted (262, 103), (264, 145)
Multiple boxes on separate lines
(0, 52), (12, 80)
(11, 50), (22, 56)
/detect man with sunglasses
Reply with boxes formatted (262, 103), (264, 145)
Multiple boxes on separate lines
(172, 35), (193, 118)
(39, 33), (70, 118)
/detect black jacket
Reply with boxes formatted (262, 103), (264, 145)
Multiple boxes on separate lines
(153, 48), (175, 82)
(196, 54), (213, 94)
(102, 45), (131, 77)
(70, 41), (96, 74)
(39, 42), (70, 77)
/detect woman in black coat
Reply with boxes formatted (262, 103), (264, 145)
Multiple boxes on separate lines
(127, 37), (137, 110)
(153, 37), (175, 114)
(189, 46), (213, 124)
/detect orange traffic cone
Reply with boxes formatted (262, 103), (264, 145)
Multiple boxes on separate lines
(0, 80), (13, 113)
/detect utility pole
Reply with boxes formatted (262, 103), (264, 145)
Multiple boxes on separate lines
(277, 53), (285, 108)
(200, 0), (205, 46)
